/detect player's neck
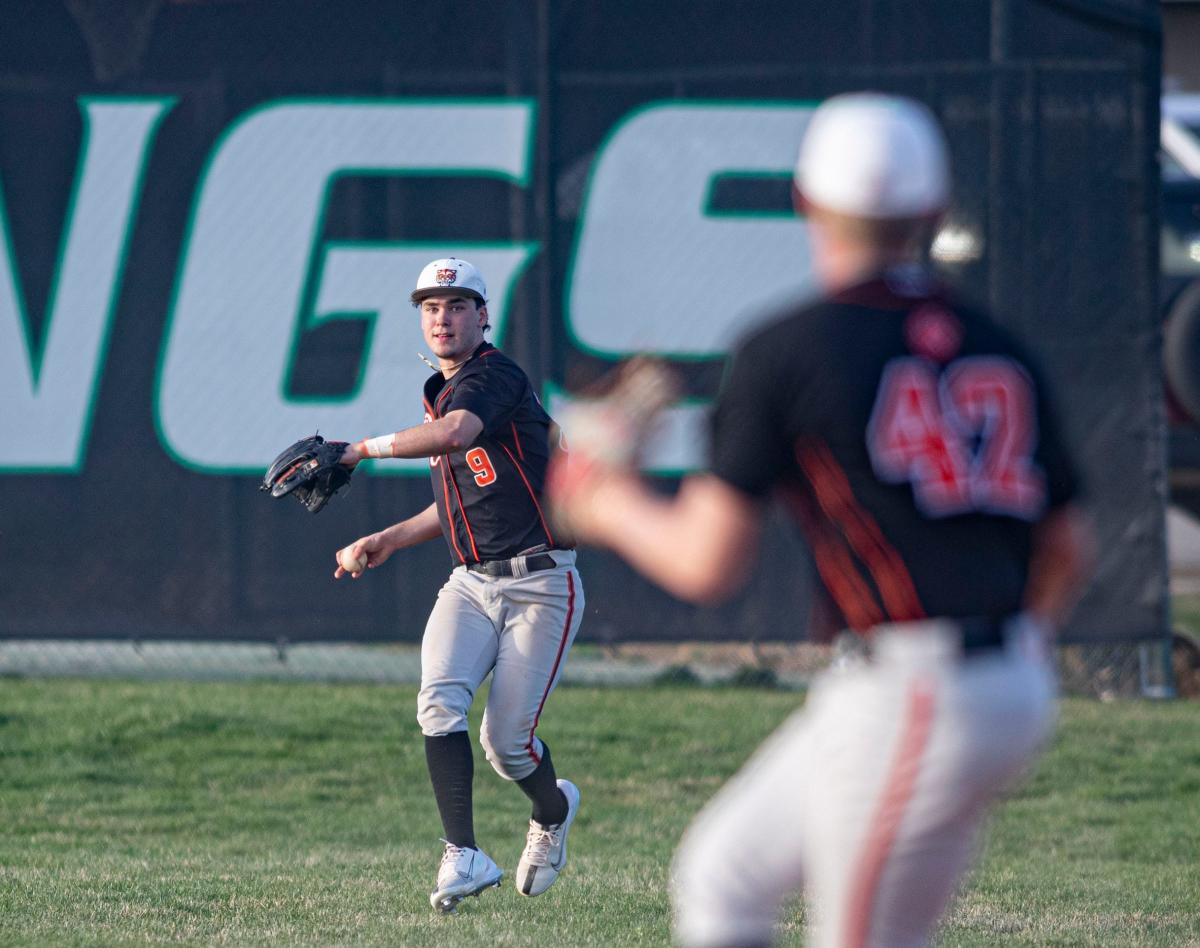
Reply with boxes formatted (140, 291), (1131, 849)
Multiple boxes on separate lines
(815, 242), (920, 294)
(438, 355), (472, 378)
(437, 340), (487, 378)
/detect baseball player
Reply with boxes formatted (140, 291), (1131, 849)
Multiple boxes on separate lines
(549, 94), (1095, 947)
(333, 257), (584, 912)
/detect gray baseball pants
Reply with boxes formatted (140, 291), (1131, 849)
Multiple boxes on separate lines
(672, 616), (1057, 948)
(417, 549), (583, 782)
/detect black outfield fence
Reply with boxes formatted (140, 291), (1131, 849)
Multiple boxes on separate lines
(0, 1), (1166, 649)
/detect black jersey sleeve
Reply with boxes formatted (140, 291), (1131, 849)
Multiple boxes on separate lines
(444, 364), (525, 435)
(708, 332), (796, 498)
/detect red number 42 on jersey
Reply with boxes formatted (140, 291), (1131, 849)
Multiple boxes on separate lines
(866, 356), (1047, 520)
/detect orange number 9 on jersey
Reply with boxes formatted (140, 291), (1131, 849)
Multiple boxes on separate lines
(465, 447), (497, 486)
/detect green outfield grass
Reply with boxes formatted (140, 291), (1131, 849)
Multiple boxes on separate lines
(1, 680), (1198, 946)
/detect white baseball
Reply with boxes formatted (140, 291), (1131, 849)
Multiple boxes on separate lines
(338, 546), (368, 573)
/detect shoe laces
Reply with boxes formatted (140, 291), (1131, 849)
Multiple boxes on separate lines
(438, 840), (470, 879)
(523, 822), (557, 866)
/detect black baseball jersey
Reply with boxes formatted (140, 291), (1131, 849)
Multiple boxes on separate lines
(710, 266), (1080, 630)
(423, 342), (562, 564)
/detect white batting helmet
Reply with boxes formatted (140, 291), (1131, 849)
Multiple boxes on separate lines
(410, 257), (488, 305)
(795, 93), (950, 219)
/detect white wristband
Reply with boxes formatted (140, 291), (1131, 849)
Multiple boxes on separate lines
(364, 434), (394, 459)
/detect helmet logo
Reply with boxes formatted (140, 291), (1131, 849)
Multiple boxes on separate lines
(435, 267), (457, 286)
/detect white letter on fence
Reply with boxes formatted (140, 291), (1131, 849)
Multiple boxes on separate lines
(0, 98), (174, 470)
(157, 100), (537, 472)
(567, 102), (814, 357)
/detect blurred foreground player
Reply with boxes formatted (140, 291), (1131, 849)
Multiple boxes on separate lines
(334, 258), (583, 912)
(549, 94), (1094, 947)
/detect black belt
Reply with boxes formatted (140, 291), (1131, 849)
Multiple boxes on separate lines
(957, 616), (1009, 655)
(466, 552), (558, 578)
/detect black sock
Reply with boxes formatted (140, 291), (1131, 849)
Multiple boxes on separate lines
(425, 732), (476, 849)
(516, 740), (568, 826)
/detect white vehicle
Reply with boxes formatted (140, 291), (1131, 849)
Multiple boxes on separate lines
(1163, 93), (1200, 181)
(1161, 94), (1200, 284)
(1161, 94), (1200, 515)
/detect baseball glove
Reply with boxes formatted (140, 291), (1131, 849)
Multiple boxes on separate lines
(546, 357), (680, 534)
(556, 357), (680, 466)
(260, 434), (352, 514)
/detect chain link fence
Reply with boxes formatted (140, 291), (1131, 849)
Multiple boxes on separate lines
(4, 625), (1195, 699)
(5, 560), (1195, 698)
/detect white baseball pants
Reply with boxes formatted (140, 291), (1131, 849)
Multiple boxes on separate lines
(672, 617), (1057, 948)
(417, 550), (583, 782)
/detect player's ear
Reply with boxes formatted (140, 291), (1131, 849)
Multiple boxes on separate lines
(791, 182), (809, 217)
(478, 304), (489, 330)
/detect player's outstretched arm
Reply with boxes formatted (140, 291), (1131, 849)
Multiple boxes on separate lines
(333, 503), (443, 579)
(561, 470), (765, 605)
(339, 410), (484, 466)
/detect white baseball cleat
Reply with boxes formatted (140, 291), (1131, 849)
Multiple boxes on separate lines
(429, 841), (503, 913)
(517, 779), (580, 897)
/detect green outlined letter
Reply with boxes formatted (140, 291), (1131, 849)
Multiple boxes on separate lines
(0, 97), (174, 470)
(157, 100), (537, 472)
(567, 102), (815, 358)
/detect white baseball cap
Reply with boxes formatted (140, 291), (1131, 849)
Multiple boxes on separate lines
(795, 93), (950, 219)
(410, 257), (488, 304)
